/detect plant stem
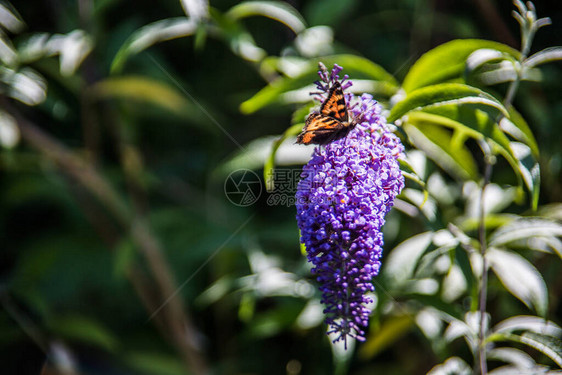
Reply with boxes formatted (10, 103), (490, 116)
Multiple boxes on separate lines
(477, 158), (493, 375)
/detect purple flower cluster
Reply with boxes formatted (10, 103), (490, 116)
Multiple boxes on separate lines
(296, 64), (404, 346)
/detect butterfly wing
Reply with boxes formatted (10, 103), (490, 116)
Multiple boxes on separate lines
(296, 113), (345, 144)
(320, 82), (348, 123)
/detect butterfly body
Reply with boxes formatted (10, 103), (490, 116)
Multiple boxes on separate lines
(296, 82), (356, 145)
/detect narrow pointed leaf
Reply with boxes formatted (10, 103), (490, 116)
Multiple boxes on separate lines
(494, 315), (562, 337)
(90, 76), (198, 118)
(524, 47), (562, 68)
(240, 55), (398, 114)
(500, 107), (538, 157)
(383, 231), (433, 284)
(488, 248), (548, 317)
(110, 18), (197, 74)
(389, 83), (508, 123)
(402, 39), (520, 92)
(497, 333), (562, 368)
(226, 1), (306, 34)
(402, 112), (478, 180)
(490, 218), (562, 247)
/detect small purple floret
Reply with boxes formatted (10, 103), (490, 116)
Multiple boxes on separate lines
(296, 64), (404, 346)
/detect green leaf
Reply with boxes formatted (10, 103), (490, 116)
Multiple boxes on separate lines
(401, 105), (539, 205)
(496, 332), (562, 368)
(124, 351), (186, 375)
(17, 30), (93, 76)
(494, 315), (562, 337)
(113, 237), (135, 279)
(398, 157), (427, 190)
(291, 102), (315, 125)
(383, 232), (433, 285)
(0, 109), (20, 149)
(510, 141), (540, 210)
(518, 333), (562, 368)
(359, 315), (415, 359)
(488, 248), (548, 317)
(226, 1), (306, 34)
(426, 356), (471, 375)
(89, 76), (196, 118)
(264, 124), (302, 192)
(401, 113), (478, 180)
(490, 218), (562, 248)
(209, 8), (267, 62)
(0, 2), (25, 33)
(454, 245), (474, 294)
(110, 18), (197, 74)
(487, 347), (536, 368)
(501, 107), (539, 158)
(388, 83), (508, 123)
(0, 66), (47, 105)
(0, 30), (17, 66)
(402, 39), (520, 92)
(464, 48), (513, 75)
(240, 55), (398, 114)
(524, 47), (562, 68)
(47, 315), (119, 352)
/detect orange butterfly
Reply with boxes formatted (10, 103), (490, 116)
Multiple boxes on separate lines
(296, 82), (355, 145)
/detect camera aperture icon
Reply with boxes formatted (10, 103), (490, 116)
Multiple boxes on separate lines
(224, 169), (262, 207)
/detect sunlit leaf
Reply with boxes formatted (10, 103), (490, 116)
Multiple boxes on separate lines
(17, 30), (93, 76)
(383, 232), (433, 285)
(473, 62), (542, 85)
(490, 218), (562, 248)
(402, 113), (478, 181)
(496, 332), (562, 368)
(0, 29), (17, 66)
(402, 39), (520, 92)
(389, 83), (508, 123)
(518, 333), (562, 368)
(488, 247), (548, 317)
(226, 1), (306, 34)
(465, 48), (512, 74)
(401, 104), (539, 205)
(0, 109), (20, 148)
(487, 347), (536, 369)
(0, 66), (46, 105)
(426, 356), (471, 375)
(295, 26), (333, 57)
(494, 315), (562, 337)
(240, 55), (398, 114)
(524, 47), (562, 68)
(510, 141), (540, 209)
(501, 107), (538, 157)
(0, 2), (25, 33)
(110, 18), (197, 74)
(180, 0), (209, 22)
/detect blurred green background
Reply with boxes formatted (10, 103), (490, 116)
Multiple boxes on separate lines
(1, 0), (561, 374)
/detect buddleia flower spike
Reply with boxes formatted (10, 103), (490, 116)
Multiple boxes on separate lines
(295, 63), (404, 347)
